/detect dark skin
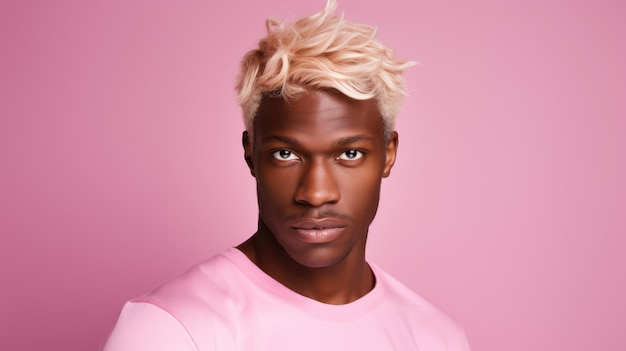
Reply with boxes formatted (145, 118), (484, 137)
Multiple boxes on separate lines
(238, 89), (398, 305)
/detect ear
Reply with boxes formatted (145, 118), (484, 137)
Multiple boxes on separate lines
(242, 131), (255, 177)
(382, 131), (398, 178)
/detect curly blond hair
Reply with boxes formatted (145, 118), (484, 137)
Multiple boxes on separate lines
(235, 0), (414, 140)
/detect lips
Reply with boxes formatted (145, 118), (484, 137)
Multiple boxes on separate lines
(290, 218), (347, 244)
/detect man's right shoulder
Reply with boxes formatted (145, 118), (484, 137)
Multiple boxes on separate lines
(134, 250), (244, 319)
(104, 250), (244, 351)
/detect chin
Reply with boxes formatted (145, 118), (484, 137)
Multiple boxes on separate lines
(285, 246), (351, 269)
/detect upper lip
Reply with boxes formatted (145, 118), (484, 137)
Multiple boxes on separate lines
(290, 218), (347, 229)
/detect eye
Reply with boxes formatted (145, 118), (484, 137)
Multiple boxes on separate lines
(272, 149), (299, 161)
(337, 149), (363, 161)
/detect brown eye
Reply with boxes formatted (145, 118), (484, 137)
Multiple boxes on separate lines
(337, 149), (363, 161)
(272, 150), (299, 161)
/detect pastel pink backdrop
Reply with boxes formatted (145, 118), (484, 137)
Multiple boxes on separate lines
(2, 0), (624, 350)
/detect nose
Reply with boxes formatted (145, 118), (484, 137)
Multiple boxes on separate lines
(294, 159), (340, 207)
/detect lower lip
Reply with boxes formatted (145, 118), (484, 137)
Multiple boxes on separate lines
(292, 227), (345, 244)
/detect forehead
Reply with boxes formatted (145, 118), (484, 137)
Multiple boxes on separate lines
(254, 90), (384, 141)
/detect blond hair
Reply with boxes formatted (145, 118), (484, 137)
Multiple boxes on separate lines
(235, 0), (414, 139)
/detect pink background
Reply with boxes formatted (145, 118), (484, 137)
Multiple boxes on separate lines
(2, 0), (625, 350)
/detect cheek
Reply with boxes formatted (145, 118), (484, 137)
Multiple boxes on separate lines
(256, 167), (297, 210)
(339, 170), (382, 214)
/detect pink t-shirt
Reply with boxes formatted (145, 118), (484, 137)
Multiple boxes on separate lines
(104, 248), (470, 350)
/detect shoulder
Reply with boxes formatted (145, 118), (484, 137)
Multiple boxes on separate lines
(372, 264), (471, 350)
(105, 249), (248, 351)
(136, 250), (243, 314)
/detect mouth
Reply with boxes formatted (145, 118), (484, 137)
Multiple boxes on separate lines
(290, 219), (347, 244)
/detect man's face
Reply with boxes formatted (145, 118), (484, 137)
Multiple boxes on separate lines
(245, 90), (398, 269)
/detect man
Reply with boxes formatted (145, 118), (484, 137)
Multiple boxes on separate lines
(104, 1), (470, 349)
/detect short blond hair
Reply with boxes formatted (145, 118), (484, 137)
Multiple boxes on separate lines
(235, 0), (414, 139)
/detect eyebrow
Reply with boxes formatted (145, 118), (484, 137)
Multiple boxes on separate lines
(261, 135), (375, 147)
(334, 135), (376, 147)
(261, 136), (300, 147)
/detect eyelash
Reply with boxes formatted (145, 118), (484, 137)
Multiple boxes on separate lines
(271, 149), (364, 162)
(337, 149), (363, 161)
(272, 150), (299, 161)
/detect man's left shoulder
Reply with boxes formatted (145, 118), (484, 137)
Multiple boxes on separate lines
(373, 264), (471, 350)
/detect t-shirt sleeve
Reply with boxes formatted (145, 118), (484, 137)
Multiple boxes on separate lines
(103, 302), (198, 351)
(462, 330), (472, 351)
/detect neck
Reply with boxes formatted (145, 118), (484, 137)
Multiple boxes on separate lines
(237, 222), (374, 305)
